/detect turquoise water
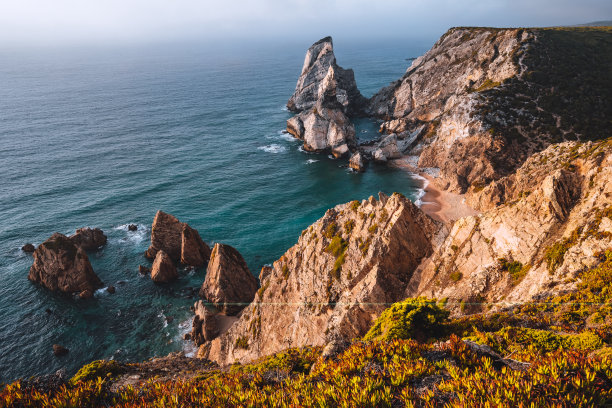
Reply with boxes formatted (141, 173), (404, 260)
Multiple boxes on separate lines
(0, 39), (427, 382)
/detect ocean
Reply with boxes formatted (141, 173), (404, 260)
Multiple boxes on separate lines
(0, 38), (429, 382)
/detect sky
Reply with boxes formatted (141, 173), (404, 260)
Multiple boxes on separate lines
(0, 0), (611, 47)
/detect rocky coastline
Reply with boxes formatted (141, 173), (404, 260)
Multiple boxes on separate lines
(8, 25), (612, 406)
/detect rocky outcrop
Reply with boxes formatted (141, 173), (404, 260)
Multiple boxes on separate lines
(69, 227), (107, 250)
(28, 233), (103, 296)
(203, 193), (446, 365)
(367, 27), (612, 194)
(150, 250), (178, 283)
(286, 36), (366, 154)
(145, 211), (211, 267)
(287, 36), (366, 116)
(22, 243), (35, 253)
(198, 243), (258, 316)
(191, 300), (220, 345)
(52, 344), (69, 357)
(349, 151), (367, 172)
(409, 140), (612, 314)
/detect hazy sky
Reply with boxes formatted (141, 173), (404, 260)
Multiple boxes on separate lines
(1, 0), (610, 47)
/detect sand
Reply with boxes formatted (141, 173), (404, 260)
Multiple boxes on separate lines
(390, 158), (479, 224)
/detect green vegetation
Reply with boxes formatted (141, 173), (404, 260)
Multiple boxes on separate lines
(69, 360), (125, 386)
(363, 297), (450, 342)
(498, 258), (530, 285)
(324, 221), (338, 239)
(343, 219), (355, 235)
(449, 271), (463, 282)
(368, 224), (378, 234)
(544, 227), (581, 273)
(281, 264), (290, 280)
(349, 200), (361, 212)
(470, 78), (501, 93)
(235, 336), (249, 350)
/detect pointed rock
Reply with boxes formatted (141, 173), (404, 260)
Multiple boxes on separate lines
(349, 151), (367, 172)
(28, 233), (103, 295)
(151, 250), (178, 283)
(199, 243), (258, 315)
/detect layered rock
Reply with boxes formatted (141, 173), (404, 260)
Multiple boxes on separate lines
(286, 36), (366, 154)
(150, 250), (178, 283)
(145, 211), (211, 267)
(198, 243), (258, 316)
(69, 227), (107, 250)
(409, 140), (612, 314)
(367, 27), (612, 194)
(28, 233), (103, 296)
(191, 300), (220, 345)
(202, 193), (446, 365)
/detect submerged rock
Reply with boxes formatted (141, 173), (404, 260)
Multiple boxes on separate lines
(69, 227), (107, 251)
(53, 344), (69, 357)
(138, 265), (150, 275)
(145, 211), (211, 267)
(198, 243), (258, 316)
(150, 250), (178, 283)
(28, 233), (103, 295)
(128, 224), (138, 231)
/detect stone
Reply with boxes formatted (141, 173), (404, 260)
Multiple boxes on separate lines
(22, 243), (35, 252)
(79, 290), (93, 299)
(145, 211), (211, 267)
(107, 286), (116, 294)
(349, 151), (367, 172)
(28, 233), (103, 295)
(69, 227), (107, 251)
(191, 300), (221, 345)
(52, 344), (69, 357)
(138, 265), (150, 275)
(150, 250), (178, 283)
(128, 224), (138, 231)
(286, 106), (356, 153)
(198, 243), (258, 316)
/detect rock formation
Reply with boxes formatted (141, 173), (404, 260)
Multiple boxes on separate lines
(145, 211), (211, 267)
(366, 27), (612, 194)
(203, 193), (446, 365)
(349, 151), (366, 172)
(69, 227), (107, 250)
(409, 140), (612, 314)
(28, 233), (103, 296)
(150, 250), (178, 283)
(286, 36), (366, 155)
(191, 300), (220, 345)
(198, 243), (258, 316)
(22, 243), (35, 253)
(52, 344), (69, 357)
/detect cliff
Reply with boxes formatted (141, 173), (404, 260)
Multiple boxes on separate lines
(368, 26), (612, 195)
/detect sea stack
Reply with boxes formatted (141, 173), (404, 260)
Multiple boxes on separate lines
(286, 36), (366, 156)
(69, 227), (107, 251)
(198, 243), (258, 316)
(150, 250), (178, 283)
(28, 233), (103, 297)
(145, 211), (211, 267)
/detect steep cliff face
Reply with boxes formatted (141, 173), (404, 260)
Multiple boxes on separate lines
(203, 193), (446, 365)
(286, 37), (366, 156)
(409, 139), (612, 314)
(368, 27), (612, 194)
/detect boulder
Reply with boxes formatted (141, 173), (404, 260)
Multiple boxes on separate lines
(191, 300), (221, 345)
(69, 227), (107, 250)
(198, 243), (258, 315)
(286, 106), (356, 154)
(349, 151), (367, 172)
(150, 250), (178, 283)
(53, 344), (69, 357)
(28, 233), (103, 295)
(106, 286), (116, 294)
(22, 243), (35, 253)
(145, 211), (211, 267)
(128, 224), (138, 231)
(138, 265), (151, 275)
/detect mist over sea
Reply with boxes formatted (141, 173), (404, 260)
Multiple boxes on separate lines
(0, 39), (428, 382)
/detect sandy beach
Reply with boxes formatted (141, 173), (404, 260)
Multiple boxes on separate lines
(390, 157), (478, 224)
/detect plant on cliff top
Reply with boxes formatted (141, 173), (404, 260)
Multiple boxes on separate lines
(364, 297), (450, 342)
(69, 360), (125, 386)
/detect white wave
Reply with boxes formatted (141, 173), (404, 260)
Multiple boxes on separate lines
(179, 318), (198, 358)
(280, 105), (288, 111)
(258, 144), (286, 154)
(94, 287), (110, 297)
(305, 159), (319, 164)
(113, 223), (148, 244)
(411, 173), (428, 207)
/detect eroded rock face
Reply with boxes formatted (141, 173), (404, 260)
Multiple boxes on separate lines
(198, 243), (258, 316)
(191, 300), (220, 345)
(286, 36), (365, 154)
(367, 27), (612, 194)
(287, 36), (366, 116)
(349, 151), (367, 172)
(204, 193), (446, 365)
(69, 227), (107, 251)
(150, 250), (178, 283)
(145, 211), (211, 267)
(410, 140), (612, 315)
(28, 233), (103, 295)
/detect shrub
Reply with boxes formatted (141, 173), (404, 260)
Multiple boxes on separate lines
(70, 360), (125, 385)
(235, 336), (249, 349)
(450, 271), (463, 282)
(364, 297), (450, 342)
